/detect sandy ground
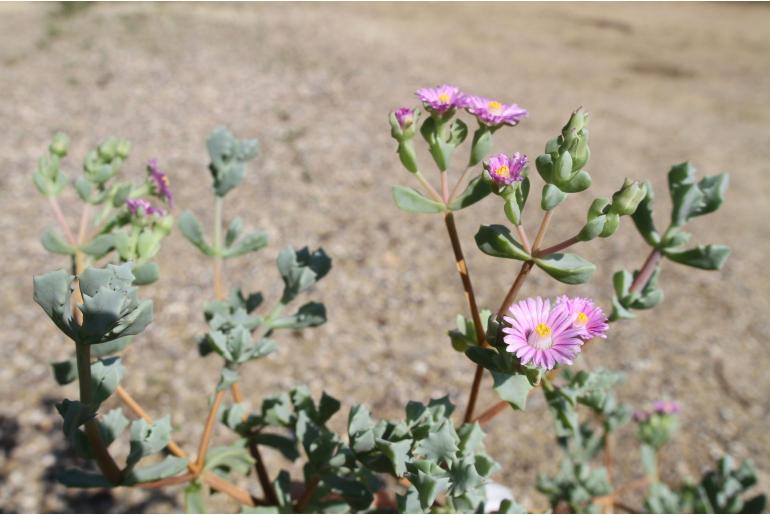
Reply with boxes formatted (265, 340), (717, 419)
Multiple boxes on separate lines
(1, 2), (769, 512)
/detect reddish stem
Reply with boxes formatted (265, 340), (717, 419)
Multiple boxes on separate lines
(535, 233), (581, 257)
(629, 249), (662, 294)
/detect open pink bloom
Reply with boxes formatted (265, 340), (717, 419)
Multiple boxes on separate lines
(415, 84), (462, 113)
(556, 296), (609, 340)
(652, 400), (681, 415)
(484, 152), (527, 186)
(461, 95), (528, 127)
(394, 107), (416, 129)
(502, 297), (585, 370)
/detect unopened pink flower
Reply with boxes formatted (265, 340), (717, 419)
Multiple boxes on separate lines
(461, 95), (528, 127)
(652, 400), (681, 415)
(394, 107), (416, 129)
(415, 84), (462, 114)
(127, 198), (165, 217)
(556, 296), (609, 340)
(484, 152), (527, 186)
(147, 159), (173, 207)
(502, 297), (584, 370)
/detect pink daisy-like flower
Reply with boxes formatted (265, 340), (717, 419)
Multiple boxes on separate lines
(484, 152), (527, 186)
(393, 107), (416, 129)
(461, 95), (528, 127)
(556, 296), (609, 340)
(415, 84), (462, 114)
(502, 297), (585, 370)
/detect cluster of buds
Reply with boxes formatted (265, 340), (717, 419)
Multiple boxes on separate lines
(577, 178), (646, 241)
(536, 108), (593, 210)
(32, 132), (70, 197)
(635, 400), (681, 450)
(82, 137), (131, 185)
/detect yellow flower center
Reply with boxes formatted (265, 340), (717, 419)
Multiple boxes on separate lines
(438, 93), (451, 103)
(487, 100), (502, 111)
(528, 323), (554, 350)
(576, 312), (588, 325)
(495, 165), (510, 177)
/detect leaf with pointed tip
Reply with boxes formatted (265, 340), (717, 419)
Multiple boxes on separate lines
(179, 210), (215, 256)
(392, 185), (446, 214)
(269, 302), (327, 330)
(534, 253), (596, 285)
(33, 269), (76, 340)
(80, 234), (115, 259)
(492, 372), (533, 411)
(224, 231), (268, 258)
(127, 416), (172, 468)
(41, 228), (75, 255)
(375, 438), (412, 477)
(51, 358), (78, 385)
(414, 420), (458, 463)
(124, 456), (189, 485)
(132, 262), (159, 285)
(91, 357), (124, 406)
(448, 175), (492, 211)
(664, 244), (730, 270)
(475, 224), (530, 261)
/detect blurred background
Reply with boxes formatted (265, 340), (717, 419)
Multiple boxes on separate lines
(1, 2), (769, 512)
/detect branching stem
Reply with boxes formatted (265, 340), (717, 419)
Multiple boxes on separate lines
(535, 233), (580, 257)
(47, 195), (77, 244)
(194, 390), (226, 472)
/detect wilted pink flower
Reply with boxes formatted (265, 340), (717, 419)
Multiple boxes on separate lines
(127, 198), (165, 217)
(484, 152), (527, 186)
(502, 297), (585, 370)
(556, 296), (609, 340)
(461, 95), (528, 127)
(394, 107), (416, 129)
(652, 400), (681, 415)
(147, 159), (173, 207)
(633, 410), (650, 423)
(415, 84), (462, 113)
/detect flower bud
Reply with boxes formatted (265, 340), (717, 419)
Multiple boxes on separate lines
(610, 178), (646, 216)
(116, 139), (132, 159)
(49, 132), (70, 158)
(599, 213), (620, 238)
(389, 108), (419, 142)
(561, 107), (588, 137)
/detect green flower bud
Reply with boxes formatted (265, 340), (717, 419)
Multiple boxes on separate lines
(588, 197), (612, 219)
(578, 215), (606, 241)
(389, 108), (419, 142)
(397, 139), (419, 174)
(49, 132), (70, 158)
(599, 213), (620, 238)
(115, 139), (132, 159)
(561, 107), (588, 138)
(610, 178), (646, 216)
(98, 138), (118, 160)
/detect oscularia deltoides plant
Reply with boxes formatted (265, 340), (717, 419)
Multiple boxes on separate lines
(30, 84), (764, 514)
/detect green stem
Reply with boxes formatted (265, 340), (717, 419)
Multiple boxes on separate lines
(213, 196), (225, 300)
(75, 343), (123, 484)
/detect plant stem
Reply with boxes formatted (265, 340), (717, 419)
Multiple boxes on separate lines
(515, 224), (532, 254)
(629, 249), (662, 294)
(535, 233), (580, 257)
(230, 384), (280, 505)
(213, 196), (225, 300)
(531, 210), (553, 253)
(75, 342), (123, 485)
(496, 261), (534, 319)
(443, 212), (489, 423)
(473, 400), (508, 425)
(115, 385), (189, 458)
(440, 170), (449, 202)
(114, 386), (259, 507)
(295, 475), (321, 512)
(415, 171), (444, 203)
(135, 472), (196, 489)
(194, 390), (226, 471)
(448, 165), (472, 202)
(47, 195), (77, 244)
